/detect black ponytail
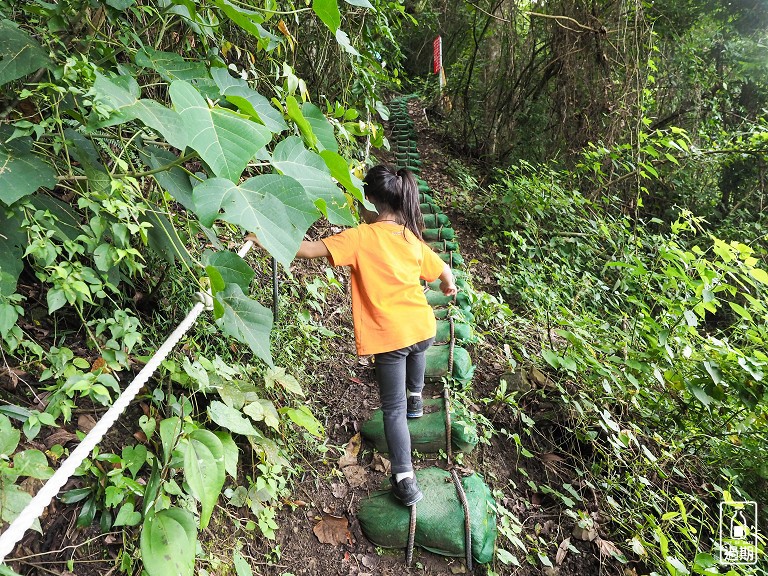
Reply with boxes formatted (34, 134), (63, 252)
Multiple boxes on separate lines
(363, 165), (424, 240)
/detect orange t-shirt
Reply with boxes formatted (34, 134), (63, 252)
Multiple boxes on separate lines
(322, 222), (445, 355)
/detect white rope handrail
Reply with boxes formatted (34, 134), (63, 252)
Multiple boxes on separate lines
(0, 290), (215, 563)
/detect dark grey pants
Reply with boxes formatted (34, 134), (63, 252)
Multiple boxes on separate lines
(374, 337), (434, 475)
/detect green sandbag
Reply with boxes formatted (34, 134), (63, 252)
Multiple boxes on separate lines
(423, 213), (451, 228)
(419, 192), (434, 203)
(428, 240), (459, 252)
(435, 319), (472, 343)
(425, 274), (468, 291)
(406, 166), (421, 174)
(423, 227), (455, 241)
(434, 307), (475, 324)
(439, 252), (464, 268)
(421, 203), (441, 215)
(418, 185), (431, 195)
(358, 467), (497, 564)
(425, 344), (475, 383)
(425, 289), (471, 311)
(361, 399), (478, 455)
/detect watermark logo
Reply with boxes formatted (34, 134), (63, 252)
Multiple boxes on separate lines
(719, 501), (758, 565)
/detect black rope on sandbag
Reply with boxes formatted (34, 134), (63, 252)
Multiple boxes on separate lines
(448, 326), (455, 377)
(450, 468), (474, 572)
(406, 502), (417, 567)
(443, 386), (453, 466)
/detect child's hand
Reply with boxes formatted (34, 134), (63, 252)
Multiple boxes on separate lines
(244, 233), (262, 248)
(440, 278), (457, 297)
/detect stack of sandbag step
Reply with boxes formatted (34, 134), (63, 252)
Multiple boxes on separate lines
(358, 96), (497, 568)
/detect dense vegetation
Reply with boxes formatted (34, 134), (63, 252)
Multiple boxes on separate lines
(0, 1), (766, 575)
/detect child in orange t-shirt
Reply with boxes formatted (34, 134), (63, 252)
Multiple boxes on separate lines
(294, 165), (457, 506)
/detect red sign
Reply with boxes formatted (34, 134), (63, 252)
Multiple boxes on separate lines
(433, 36), (442, 74)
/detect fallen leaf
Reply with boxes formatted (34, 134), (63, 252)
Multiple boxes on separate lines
(313, 514), (352, 546)
(538, 452), (565, 464)
(360, 555), (377, 568)
(371, 453), (391, 474)
(133, 431), (148, 444)
(78, 414), (97, 434)
(349, 377), (363, 385)
(44, 429), (78, 448)
(449, 562), (466, 574)
(90, 358), (108, 373)
(331, 482), (348, 499)
(572, 524), (597, 541)
(338, 433), (361, 468)
(556, 537), (570, 565)
(595, 536), (623, 559)
(342, 464), (367, 488)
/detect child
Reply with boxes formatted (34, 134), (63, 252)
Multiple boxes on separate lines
(291, 165), (457, 506)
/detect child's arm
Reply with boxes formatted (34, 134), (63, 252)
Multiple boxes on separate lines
(438, 263), (457, 296)
(295, 240), (330, 260)
(245, 233), (330, 260)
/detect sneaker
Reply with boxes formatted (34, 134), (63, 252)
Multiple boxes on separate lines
(406, 394), (423, 418)
(390, 475), (424, 506)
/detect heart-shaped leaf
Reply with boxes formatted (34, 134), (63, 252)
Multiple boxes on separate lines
(271, 136), (354, 226)
(170, 80), (271, 182)
(211, 67), (287, 133)
(184, 429), (225, 529)
(0, 19), (52, 86)
(159, 417), (181, 464)
(204, 251), (255, 294)
(90, 73), (187, 150)
(213, 431), (239, 479)
(140, 507), (196, 576)
(302, 102), (337, 152)
(208, 400), (259, 436)
(0, 136), (56, 206)
(216, 283), (273, 365)
(313, 0), (341, 32)
(193, 174), (317, 267)
(113, 502), (142, 527)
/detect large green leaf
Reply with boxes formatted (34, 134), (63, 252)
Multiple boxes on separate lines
(90, 73), (187, 150)
(143, 210), (192, 265)
(12, 449), (54, 480)
(319, 149), (364, 201)
(0, 414), (20, 456)
(64, 128), (111, 195)
(192, 174), (317, 267)
(208, 399), (259, 436)
(302, 102), (338, 152)
(0, 211), (26, 297)
(140, 507), (196, 576)
(0, 484), (41, 533)
(184, 429), (225, 529)
(0, 136), (56, 205)
(285, 95), (317, 149)
(170, 80), (271, 182)
(0, 20), (51, 86)
(271, 136), (354, 226)
(211, 68), (288, 133)
(313, 0), (341, 32)
(213, 431), (239, 478)
(216, 283), (273, 365)
(211, 0), (265, 38)
(141, 146), (195, 211)
(135, 47), (217, 98)
(204, 251), (255, 294)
